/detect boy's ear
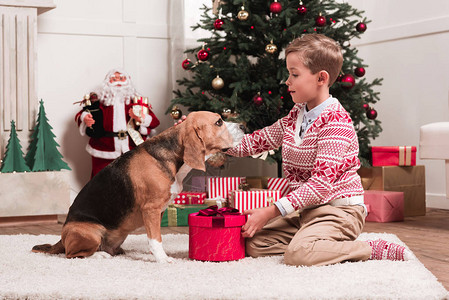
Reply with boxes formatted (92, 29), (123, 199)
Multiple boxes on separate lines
(317, 71), (330, 86)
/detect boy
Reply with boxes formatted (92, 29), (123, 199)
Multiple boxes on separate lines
(226, 34), (412, 266)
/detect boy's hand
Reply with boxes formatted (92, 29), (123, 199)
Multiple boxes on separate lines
(241, 205), (281, 238)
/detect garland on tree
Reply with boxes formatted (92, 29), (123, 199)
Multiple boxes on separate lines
(169, 0), (382, 166)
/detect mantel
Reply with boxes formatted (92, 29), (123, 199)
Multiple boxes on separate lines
(0, 0), (56, 158)
(0, 0), (55, 15)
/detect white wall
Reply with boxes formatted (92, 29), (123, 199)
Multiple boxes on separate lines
(31, 0), (449, 208)
(36, 0), (174, 200)
(346, 0), (449, 209)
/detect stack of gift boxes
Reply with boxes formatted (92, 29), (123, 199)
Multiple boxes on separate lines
(359, 146), (426, 222)
(163, 145), (425, 226)
(161, 176), (290, 227)
(164, 175), (291, 261)
(161, 192), (208, 227)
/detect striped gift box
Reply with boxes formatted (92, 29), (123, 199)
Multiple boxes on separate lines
(229, 189), (281, 213)
(173, 192), (206, 205)
(267, 177), (291, 197)
(207, 177), (246, 199)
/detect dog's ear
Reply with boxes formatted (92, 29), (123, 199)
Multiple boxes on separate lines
(182, 119), (206, 171)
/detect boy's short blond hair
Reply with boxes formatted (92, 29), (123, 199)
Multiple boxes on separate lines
(285, 34), (343, 86)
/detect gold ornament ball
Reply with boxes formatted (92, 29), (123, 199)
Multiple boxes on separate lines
(237, 8), (249, 21)
(212, 75), (225, 90)
(265, 43), (277, 54)
(206, 152), (227, 168)
(170, 106), (182, 120)
(222, 108), (232, 118)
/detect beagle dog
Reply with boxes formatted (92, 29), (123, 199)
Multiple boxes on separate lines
(32, 111), (244, 263)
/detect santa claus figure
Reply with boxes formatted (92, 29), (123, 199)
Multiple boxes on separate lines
(75, 68), (160, 178)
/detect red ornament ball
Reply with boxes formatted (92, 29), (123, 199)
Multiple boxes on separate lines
(181, 59), (192, 70)
(356, 22), (367, 32)
(315, 15), (326, 27)
(297, 4), (307, 15)
(270, 1), (282, 14)
(253, 94), (263, 106)
(197, 49), (209, 61)
(354, 67), (366, 77)
(366, 108), (377, 120)
(214, 19), (224, 30)
(340, 74), (355, 89)
(362, 103), (370, 111)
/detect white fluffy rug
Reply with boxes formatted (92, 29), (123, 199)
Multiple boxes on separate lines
(0, 233), (447, 300)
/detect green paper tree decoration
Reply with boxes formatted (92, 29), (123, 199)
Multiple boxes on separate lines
(25, 99), (71, 171)
(0, 120), (31, 173)
(169, 0), (382, 167)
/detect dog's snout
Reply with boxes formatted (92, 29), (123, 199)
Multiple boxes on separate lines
(224, 121), (245, 147)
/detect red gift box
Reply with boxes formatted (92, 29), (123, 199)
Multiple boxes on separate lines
(364, 190), (404, 222)
(207, 177), (246, 199)
(188, 211), (246, 261)
(267, 177), (291, 197)
(371, 146), (416, 167)
(173, 192), (206, 205)
(229, 189), (281, 213)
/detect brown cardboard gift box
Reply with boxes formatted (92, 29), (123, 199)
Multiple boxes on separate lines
(358, 166), (426, 217)
(246, 176), (270, 189)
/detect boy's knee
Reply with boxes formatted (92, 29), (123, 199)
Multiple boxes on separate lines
(284, 242), (314, 266)
(245, 238), (261, 258)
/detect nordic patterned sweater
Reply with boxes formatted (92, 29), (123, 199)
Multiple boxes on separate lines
(226, 99), (364, 215)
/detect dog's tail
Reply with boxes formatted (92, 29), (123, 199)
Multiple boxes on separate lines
(32, 240), (65, 255)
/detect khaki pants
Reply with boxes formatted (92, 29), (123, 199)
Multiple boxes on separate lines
(246, 205), (372, 266)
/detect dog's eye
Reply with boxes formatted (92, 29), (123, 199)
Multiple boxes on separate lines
(215, 119), (223, 127)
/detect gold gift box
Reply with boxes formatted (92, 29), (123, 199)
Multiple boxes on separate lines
(161, 204), (207, 227)
(204, 199), (228, 208)
(358, 165), (426, 217)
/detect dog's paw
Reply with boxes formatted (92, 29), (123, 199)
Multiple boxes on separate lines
(155, 255), (175, 264)
(148, 238), (174, 263)
(89, 251), (113, 259)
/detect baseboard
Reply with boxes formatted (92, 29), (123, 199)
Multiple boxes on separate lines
(426, 193), (449, 209)
(0, 215), (58, 227)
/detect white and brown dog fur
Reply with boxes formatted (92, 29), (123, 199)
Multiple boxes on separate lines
(32, 111), (244, 263)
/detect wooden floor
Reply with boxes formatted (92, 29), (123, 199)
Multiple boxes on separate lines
(1, 208), (448, 291)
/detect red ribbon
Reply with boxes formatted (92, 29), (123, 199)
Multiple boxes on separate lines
(198, 205), (240, 217)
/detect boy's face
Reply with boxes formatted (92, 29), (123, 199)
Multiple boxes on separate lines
(285, 53), (321, 105)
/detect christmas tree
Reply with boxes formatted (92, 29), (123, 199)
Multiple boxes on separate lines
(0, 120), (31, 173)
(25, 100), (71, 171)
(169, 0), (382, 166)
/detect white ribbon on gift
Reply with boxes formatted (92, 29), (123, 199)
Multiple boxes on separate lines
(398, 146), (412, 166)
(252, 150), (275, 160)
